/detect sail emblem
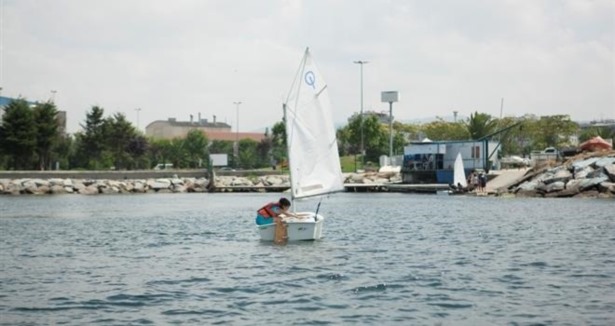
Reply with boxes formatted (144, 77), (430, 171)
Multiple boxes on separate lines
(304, 71), (316, 89)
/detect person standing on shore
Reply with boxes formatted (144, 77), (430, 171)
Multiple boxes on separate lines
(479, 172), (487, 193)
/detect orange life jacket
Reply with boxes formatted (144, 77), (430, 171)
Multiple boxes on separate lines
(257, 202), (278, 218)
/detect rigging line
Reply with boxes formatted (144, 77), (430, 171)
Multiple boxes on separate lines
(314, 198), (322, 222)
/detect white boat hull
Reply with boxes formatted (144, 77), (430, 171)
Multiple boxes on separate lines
(257, 212), (325, 241)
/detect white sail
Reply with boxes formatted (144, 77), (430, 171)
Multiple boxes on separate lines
(453, 152), (467, 188)
(284, 48), (344, 199)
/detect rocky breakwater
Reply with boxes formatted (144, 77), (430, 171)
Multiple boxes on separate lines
(0, 177), (213, 195)
(510, 151), (615, 198)
(0, 171), (402, 195)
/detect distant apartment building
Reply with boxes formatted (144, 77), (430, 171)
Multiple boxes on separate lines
(145, 116), (266, 143)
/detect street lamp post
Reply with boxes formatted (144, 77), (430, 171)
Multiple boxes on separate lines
(135, 108), (142, 130)
(50, 90), (57, 103)
(381, 91), (399, 159)
(233, 101), (242, 168)
(354, 60), (368, 169)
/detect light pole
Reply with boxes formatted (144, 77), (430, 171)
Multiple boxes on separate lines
(135, 107), (141, 130)
(354, 60), (368, 169)
(381, 91), (399, 159)
(233, 101), (242, 168)
(50, 90), (57, 103)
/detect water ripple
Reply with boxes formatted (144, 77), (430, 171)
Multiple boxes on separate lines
(1, 193), (613, 325)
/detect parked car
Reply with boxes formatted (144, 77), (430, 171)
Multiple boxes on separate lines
(154, 163), (173, 170)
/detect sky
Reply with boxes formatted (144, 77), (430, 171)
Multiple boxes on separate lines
(1, 0), (614, 134)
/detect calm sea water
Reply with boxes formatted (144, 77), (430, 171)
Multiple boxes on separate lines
(0, 193), (613, 325)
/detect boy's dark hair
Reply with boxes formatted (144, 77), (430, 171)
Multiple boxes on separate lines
(279, 197), (291, 207)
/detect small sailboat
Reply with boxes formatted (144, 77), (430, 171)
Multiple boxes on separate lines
(449, 152), (468, 195)
(258, 48), (344, 242)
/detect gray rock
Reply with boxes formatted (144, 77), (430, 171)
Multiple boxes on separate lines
(148, 179), (171, 190)
(48, 178), (65, 186)
(578, 176), (609, 191)
(544, 181), (565, 193)
(598, 182), (615, 194)
(50, 185), (66, 194)
(516, 181), (539, 192)
(133, 181), (146, 193)
(73, 182), (85, 192)
(543, 169), (572, 184)
(80, 185), (99, 195)
(604, 164), (615, 182)
(595, 157), (615, 168)
(573, 166), (594, 179)
(573, 158), (599, 171)
(573, 190), (600, 198)
(170, 178), (184, 185)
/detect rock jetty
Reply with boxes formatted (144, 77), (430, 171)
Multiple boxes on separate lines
(0, 171), (402, 196)
(508, 151), (615, 198)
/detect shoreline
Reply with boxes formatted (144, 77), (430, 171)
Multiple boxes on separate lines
(1, 151), (614, 198)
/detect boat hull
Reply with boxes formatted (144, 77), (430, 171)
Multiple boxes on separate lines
(257, 212), (324, 241)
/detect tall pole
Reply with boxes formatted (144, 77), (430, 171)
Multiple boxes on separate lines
(389, 102), (393, 158)
(354, 60), (368, 169)
(135, 107), (141, 130)
(233, 101), (242, 168)
(50, 90), (57, 103)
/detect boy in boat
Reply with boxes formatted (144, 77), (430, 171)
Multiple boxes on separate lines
(256, 197), (301, 244)
(255, 197), (298, 225)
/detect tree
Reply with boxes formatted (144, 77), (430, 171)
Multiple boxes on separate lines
(465, 112), (498, 140)
(238, 138), (260, 169)
(492, 116), (527, 156)
(0, 99), (36, 169)
(270, 121), (287, 165)
(183, 129), (209, 168)
(53, 134), (75, 170)
(77, 106), (107, 169)
(531, 115), (579, 149)
(420, 119), (469, 141)
(578, 126), (614, 143)
(340, 115), (388, 163)
(33, 101), (59, 170)
(104, 113), (139, 170)
(126, 134), (149, 169)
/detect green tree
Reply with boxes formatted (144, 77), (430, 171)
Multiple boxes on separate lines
(362, 116), (389, 163)
(127, 134), (149, 169)
(578, 126), (615, 143)
(33, 101), (59, 170)
(53, 134), (75, 170)
(76, 106), (107, 169)
(270, 121), (287, 164)
(183, 129), (209, 168)
(531, 115), (579, 149)
(0, 99), (36, 169)
(492, 116), (526, 156)
(465, 112), (498, 140)
(420, 119), (469, 141)
(104, 113), (139, 169)
(340, 115), (387, 163)
(238, 138), (260, 169)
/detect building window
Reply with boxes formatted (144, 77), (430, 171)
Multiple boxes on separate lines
(472, 146), (480, 158)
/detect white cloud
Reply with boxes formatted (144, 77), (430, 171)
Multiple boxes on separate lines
(1, 0), (613, 133)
